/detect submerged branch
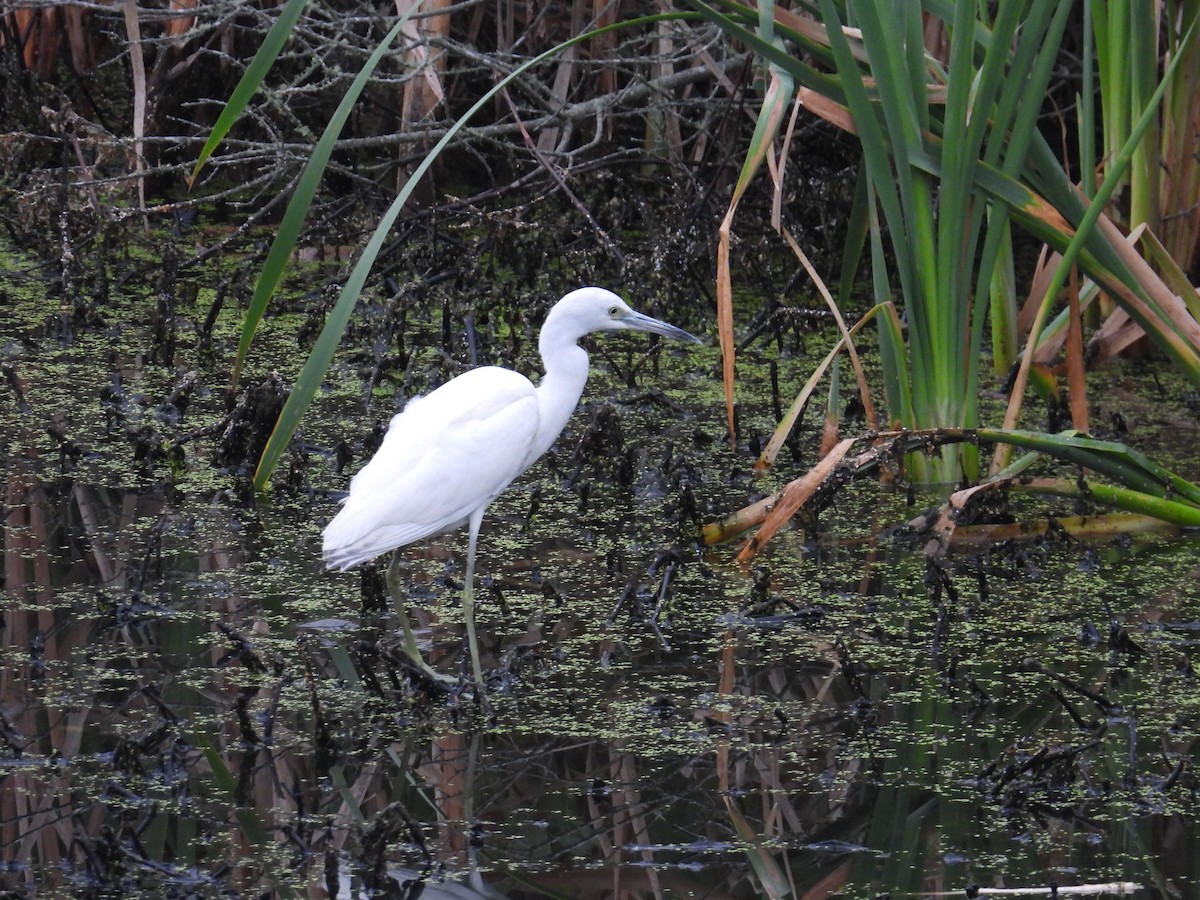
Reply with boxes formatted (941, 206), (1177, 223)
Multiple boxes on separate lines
(705, 428), (1200, 558)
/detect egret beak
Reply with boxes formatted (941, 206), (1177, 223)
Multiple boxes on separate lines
(621, 309), (703, 344)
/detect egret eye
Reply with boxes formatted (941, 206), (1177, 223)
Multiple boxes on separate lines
(608, 305), (621, 317)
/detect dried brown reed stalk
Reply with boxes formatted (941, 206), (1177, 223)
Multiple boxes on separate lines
(3, 1), (751, 280)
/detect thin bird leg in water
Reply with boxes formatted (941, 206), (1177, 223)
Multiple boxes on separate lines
(463, 507), (485, 686)
(385, 553), (457, 684)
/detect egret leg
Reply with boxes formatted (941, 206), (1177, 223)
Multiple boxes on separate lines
(463, 507), (486, 687)
(385, 553), (457, 684)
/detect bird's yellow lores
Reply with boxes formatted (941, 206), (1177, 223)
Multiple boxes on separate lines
(322, 287), (701, 686)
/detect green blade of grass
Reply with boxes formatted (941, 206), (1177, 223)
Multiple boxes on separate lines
(839, 1), (936, 411)
(977, 427), (1200, 505)
(1021, 479), (1200, 527)
(1127, 1), (1162, 231)
(731, 59), (794, 208)
(691, 0), (844, 99)
(999, 13), (1200, 456)
(836, 163), (870, 308)
(1047, 432), (1200, 506)
(817, 1), (927, 404)
(188, 0), (309, 187)
(981, 428), (1166, 495)
(966, 1), (1074, 410)
(872, 218), (913, 429)
(230, 12), (413, 388)
(903, 136), (1200, 385)
(1080, 0), (1097, 197)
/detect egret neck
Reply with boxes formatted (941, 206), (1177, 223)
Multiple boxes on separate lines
(527, 306), (592, 466)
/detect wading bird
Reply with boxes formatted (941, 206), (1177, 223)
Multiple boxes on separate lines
(323, 287), (700, 686)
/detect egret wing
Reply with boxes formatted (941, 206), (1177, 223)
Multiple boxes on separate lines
(322, 367), (540, 570)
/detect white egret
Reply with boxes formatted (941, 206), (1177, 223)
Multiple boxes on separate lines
(323, 287), (701, 686)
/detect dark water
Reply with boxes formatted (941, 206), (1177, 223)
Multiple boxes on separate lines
(2, 242), (1199, 898)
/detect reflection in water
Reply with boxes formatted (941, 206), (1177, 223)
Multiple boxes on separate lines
(3, 317), (1200, 898)
(4, 449), (1198, 897)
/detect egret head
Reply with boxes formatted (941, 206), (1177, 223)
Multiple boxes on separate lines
(548, 287), (702, 344)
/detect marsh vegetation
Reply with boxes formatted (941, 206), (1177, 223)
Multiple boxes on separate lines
(3, 1), (1200, 897)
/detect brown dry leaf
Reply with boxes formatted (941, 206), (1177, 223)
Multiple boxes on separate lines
(1065, 266), (1089, 433)
(818, 411), (841, 458)
(1090, 308), (1146, 362)
(1017, 244), (1057, 337)
(737, 437), (856, 563)
(1095, 208), (1200, 349)
(797, 86), (857, 134)
(165, 0), (197, 38)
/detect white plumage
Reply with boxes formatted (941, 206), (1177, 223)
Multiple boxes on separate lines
(322, 368), (537, 570)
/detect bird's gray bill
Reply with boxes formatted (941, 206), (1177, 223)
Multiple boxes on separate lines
(623, 310), (703, 344)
